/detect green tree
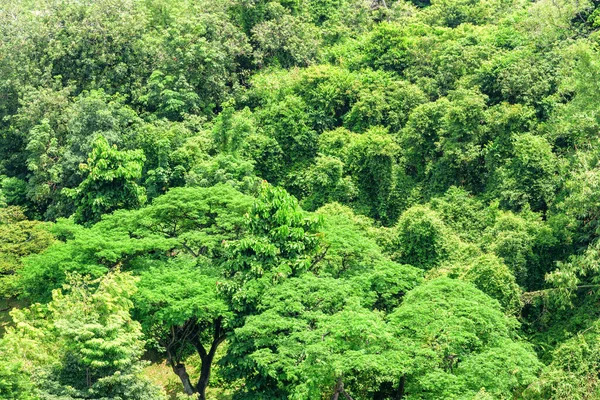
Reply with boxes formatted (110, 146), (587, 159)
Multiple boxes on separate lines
(0, 207), (55, 298)
(0, 271), (165, 399)
(251, 3), (321, 68)
(392, 205), (452, 270)
(234, 275), (402, 399)
(138, 71), (201, 121)
(480, 209), (556, 289)
(258, 94), (319, 181)
(524, 319), (600, 399)
(399, 88), (488, 195)
(437, 254), (523, 313)
(17, 184), (254, 398)
(134, 258), (229, 400)
(346, 127), (399, 222)
(220, 183), (323, 387)
(491, 133), (558, 212)
(212, 104), (256, 154)
(221, 183), (322, 317)
(65, 136), (146, 225)
(389, 278), (542, 398)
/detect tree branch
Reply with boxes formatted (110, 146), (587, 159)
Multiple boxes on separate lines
(310, 245), (330, 270)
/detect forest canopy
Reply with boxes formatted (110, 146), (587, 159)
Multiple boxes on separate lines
(2, 0), (600, 398)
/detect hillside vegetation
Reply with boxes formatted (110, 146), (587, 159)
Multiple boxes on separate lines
(2, 0), (600, 398)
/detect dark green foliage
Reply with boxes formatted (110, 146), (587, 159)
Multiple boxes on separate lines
(346, 127), (398, 222)
(490, 133), (558, 211)
(259, 95), (319, 173)
(524, 319), (600, 399)
(251, 3), (321, 68)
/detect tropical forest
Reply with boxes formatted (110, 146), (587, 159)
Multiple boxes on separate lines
(1, 0), (600, 398)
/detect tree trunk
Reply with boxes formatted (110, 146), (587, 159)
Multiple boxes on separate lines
(331, 377), (343, 400)
(193, 318), (226, 400)
(196, 348), (216, 400)
(173, 363), (195, 395)
(395, 375), (405, 400)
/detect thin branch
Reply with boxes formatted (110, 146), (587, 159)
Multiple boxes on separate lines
(342, 389), (355, 400)
(310, 245), (330, 270)
(181, 240), (200, 257)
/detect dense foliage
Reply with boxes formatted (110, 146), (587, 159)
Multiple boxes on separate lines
(2, 0), (600, 398)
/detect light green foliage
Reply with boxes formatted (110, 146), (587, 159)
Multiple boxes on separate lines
(550, 43), (600, 149)
(318, 127), (357, 159)
(522, 0), (594, 45)
(64, 90), (141, 158)
(232, 274), (402, 399)
(0, 359), (34, 400)
(314, 202), (385, 277)
(429, 186), (492, 242)
(4, 84), (73, 216)
(138, 71), (201, 121)
(482, 49), (558, 114)
(556, 151), (600, 244)
(18, 184), (252, 301)
(362, 22), (415, 73)
(187, 154), (260, 193)
(392, 205), (452, 269)
(241, 133), (284, 184)
(225, 200), (422, 398)
(222, 183), (322, 315)
(65, 136), (146, 225)
(125, 184), (253, 262)
(16, 184), (253, 399)
(544, 239), (600, 308)
(482, 103), (537, 180)
(134, 258), (229, 341)
(437, 254), (523, 313)
(220, 183), (326, 394)
(0, 207), (55, 297)
(248, 64), (426, 135)
(0, 0), (152, 95)
(25, 120), (63, 209)
(13, 88), (144, 219)
(0, 271), (165, 399)
(169, 132), (213, 177)
(389, 278), (542, 398)
(212, 105), (256, 155)
(134, 258), (230, 398)
(314, 203), (423, 311)
(18, 217), (175, 302)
